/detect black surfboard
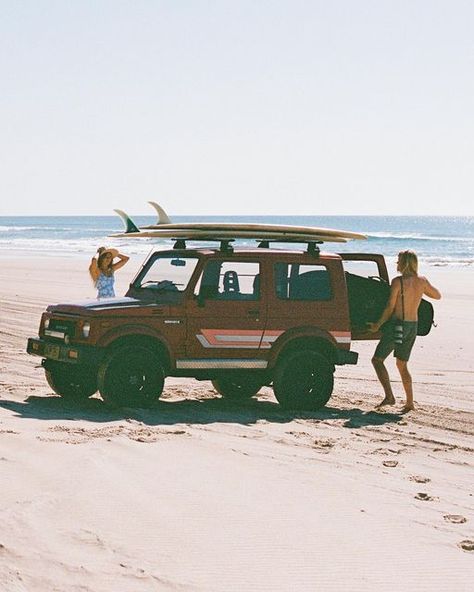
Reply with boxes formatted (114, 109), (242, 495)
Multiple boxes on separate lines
(345, 273), (434, 336)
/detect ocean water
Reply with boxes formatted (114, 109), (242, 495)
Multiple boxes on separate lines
(0, 215), (473, 268)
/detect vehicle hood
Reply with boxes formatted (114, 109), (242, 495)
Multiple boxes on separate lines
(46, 297), (157, 315)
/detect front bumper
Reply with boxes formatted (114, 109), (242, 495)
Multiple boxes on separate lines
(27, 337), (101, 366)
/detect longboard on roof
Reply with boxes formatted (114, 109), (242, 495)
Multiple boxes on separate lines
(140, 223), (365, 240)
(142, 202), (365, 240)
(111, 228), (349, 243)
(112, 203), (367, 243)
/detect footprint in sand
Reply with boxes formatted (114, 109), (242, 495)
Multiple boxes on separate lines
(287, 431), (311, 439)
(313, 438), (336, 452)
(458, 540), (474, 552)
(382, 460), (399, 468)
(444, 514), (467, 524)
(415, 492), (438, 502)
(371, 447), (402, 456)
(75, 529), (107, 549)
(409, 475), (431, 484)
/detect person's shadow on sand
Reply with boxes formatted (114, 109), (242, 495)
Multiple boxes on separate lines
(0, 394), (403, 429)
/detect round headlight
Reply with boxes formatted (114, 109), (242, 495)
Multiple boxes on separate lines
(82, 322), (91, 338)
(44, 318), (50, 330)
(64, 335), (70, 345)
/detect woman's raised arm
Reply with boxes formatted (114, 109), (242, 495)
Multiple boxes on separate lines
(112, 252), (130, 272)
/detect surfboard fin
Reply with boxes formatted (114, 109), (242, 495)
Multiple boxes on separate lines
(148, 201), (172, 225)
(113, 209), (141, 234)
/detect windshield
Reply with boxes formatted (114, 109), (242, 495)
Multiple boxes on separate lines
(135, 255), (200, 293)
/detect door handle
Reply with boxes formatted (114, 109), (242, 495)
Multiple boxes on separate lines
(247, 309), (260, 316)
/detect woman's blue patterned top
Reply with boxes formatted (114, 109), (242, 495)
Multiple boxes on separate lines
(96, 272), (115, 298)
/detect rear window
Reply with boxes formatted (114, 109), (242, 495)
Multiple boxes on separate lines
(274, 263), (332, 301)
(342, 260), (383, 279)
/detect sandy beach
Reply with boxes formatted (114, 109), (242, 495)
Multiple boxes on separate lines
(1, 253), (473, 591)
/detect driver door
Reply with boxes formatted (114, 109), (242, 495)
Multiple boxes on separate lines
(184, 258), (268, 369)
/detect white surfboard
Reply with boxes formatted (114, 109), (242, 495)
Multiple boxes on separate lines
(110, 228), (348, 243)
(140, 202), (366, 240)
(112, 205), (366, 243)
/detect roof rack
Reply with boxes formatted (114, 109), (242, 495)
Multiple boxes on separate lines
(173, 238), (235, 252)
(170, 237), (322, 255)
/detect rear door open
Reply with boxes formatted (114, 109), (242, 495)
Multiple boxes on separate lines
(339, 254), (390, 340)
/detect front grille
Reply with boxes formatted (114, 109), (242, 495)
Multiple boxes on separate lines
(45, 318), (76, 340)
(50, 319), (75, 333)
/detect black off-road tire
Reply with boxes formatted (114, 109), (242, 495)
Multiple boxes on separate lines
(212, 374), (263, 400)
(98, 345), (165, 408)
(45, 362), (97, 401)
(273, 350), (334, 410)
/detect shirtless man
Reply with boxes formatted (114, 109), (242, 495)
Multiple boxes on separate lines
(367, 250), (441, 412)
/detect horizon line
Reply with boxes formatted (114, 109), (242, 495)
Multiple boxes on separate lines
(1, 213), (473, 218)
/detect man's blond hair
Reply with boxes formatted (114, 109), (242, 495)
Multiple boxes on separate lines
(398, 250), (418, 275)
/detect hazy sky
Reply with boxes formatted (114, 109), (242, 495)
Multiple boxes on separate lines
(1, 1), (473, 216)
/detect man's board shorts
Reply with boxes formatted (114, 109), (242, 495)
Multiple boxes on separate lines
(374, 320), (418, 362)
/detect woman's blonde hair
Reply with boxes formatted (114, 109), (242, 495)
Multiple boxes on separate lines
(398, 250), (418, 275)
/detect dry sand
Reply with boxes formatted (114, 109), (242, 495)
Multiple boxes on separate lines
(0, 254), (473, 591)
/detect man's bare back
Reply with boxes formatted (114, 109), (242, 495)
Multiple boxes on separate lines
(392, 275), (441, 321)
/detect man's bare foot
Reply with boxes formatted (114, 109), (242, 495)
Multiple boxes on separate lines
(401, 404), (415, 413)
(376, 397), (396, 408)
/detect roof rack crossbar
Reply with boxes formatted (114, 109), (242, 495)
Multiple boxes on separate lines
(307, 241), (321, 256)
(220, 240), (234, 253)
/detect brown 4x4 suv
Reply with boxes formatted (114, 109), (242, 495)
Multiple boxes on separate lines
(27, 244), (432, 409)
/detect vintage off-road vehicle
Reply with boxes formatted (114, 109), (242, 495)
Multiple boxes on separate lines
(27, 241), (432, 409)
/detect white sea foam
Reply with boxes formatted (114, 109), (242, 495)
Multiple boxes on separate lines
(366, 232), (474, 242)
(0, 237), (166, 256)
(421, 256), (474, 267)
(0, 225), (62, 232)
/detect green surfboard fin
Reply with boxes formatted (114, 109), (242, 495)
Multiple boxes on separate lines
(113, 209), (141, 234)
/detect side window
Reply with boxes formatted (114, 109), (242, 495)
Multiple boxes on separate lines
(196, 261), (261, 301)
(275, 263), (332, 301)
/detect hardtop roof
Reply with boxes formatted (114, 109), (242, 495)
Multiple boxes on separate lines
(149, 247), (343, 260)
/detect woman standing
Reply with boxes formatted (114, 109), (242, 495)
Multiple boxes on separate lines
(89, 247), (129, 299)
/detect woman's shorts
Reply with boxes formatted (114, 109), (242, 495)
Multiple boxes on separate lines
(374, 320), (418, 362)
